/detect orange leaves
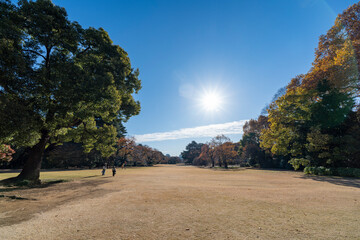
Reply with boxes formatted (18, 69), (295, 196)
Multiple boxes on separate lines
(0, 144), (15, 162)
(116, 137), (135, 157)
(301, 3), (360, 94)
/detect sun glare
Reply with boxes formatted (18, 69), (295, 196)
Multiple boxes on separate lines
(200, 90), (223, 112)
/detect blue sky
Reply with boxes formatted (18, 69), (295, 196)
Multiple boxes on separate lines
(51, 0), (358, 156)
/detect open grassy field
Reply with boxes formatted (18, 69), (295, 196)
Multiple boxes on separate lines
(0, 169), (104, 182)
(0, 165), (359, 239)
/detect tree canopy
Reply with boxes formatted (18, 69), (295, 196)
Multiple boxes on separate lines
(0, 0), (141, 182)
(258, 2), (360, 172)
(181, 141), (203, 165)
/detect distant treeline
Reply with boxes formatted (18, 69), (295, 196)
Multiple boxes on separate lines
(1, 137), (182, 169)
(181, 3), (360, 177)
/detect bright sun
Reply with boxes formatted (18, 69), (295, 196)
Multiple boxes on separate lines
(200, 90), (223, 112)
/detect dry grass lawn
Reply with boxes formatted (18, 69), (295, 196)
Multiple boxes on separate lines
(0, 165), (359, 240)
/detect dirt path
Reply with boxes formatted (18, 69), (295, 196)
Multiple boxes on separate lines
(1, 165), (360, 239)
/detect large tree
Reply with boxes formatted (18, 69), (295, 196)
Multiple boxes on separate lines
(239, 115), (275, 168)
(0, 0), (141, 182)
(193, 144), (211, 166)
(260, 79), (355, 170)
(181, 141), (203, 165)
(214, 142), (237, 169)
(209, 135), (232, 168)
(128, 144), (163, 166)
(259, 0), (360, 171)
(112, 137), (135, 167)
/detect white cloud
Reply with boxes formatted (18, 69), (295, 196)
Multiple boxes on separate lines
(134, 120), (248, 142)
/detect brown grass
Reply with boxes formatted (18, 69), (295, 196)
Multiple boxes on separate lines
(0, 165), (359, 239)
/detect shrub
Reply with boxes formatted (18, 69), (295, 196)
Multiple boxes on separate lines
(304, 166), (359, 177)
(324, 168), (333, 176)
(289, 158), (309, 170)
(335, 168), (360, 178)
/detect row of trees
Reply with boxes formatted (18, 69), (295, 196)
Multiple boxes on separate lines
(112, 137), (181, 167)
(182, 3), (360, 175)
(239, 3), (360, 174)
(179, 123), (290, 169)
(2, 137), (181, 169)
(181, 135), (238, 168)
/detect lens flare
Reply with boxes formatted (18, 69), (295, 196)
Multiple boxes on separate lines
(200, 89), (223, 112)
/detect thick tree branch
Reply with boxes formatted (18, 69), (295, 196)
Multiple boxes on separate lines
(77, 45), (92, 57)
(23, 49), (46, 61)
(45, 46), (52, 68)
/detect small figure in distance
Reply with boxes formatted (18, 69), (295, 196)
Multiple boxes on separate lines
(102, 165), (106, 176)
(121, 161), (126, 170)
(112, 166), (117, 177)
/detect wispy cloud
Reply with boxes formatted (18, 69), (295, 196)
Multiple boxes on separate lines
(134, 120), (248, 142)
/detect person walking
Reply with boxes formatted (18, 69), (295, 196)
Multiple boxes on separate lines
(102, 165), (106, 176)
(112, 166), (117, 177)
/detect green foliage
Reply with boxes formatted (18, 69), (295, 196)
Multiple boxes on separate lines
(304, 166), (360, 178)
(181, 141), (203, 165)
(258, 2), (360, 172)
(289, 158), (310, 170)
(310, 80), (354, 129)
(41, 142), (103, 169)
(239, 116), (274, 168)
(260, 86), (314, 159)
(261, 78), (356, 170)
(335, 168), (360, 178)
(165, 156), (182, 164)
(0, 0), (141, 158)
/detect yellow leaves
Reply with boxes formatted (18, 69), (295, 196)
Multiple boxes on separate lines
(333, 40), (354, 66)
(305, 17), (358, 93)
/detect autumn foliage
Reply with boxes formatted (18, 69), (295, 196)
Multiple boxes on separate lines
(112, 137), (178, 167)
(182, 135), (239, 168)
(0, 144), (15, 162)
(189, 2), (360, 173)
(243, 2), (360, 174)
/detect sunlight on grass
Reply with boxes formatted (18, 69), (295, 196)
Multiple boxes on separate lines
(0, 169), (103, 182)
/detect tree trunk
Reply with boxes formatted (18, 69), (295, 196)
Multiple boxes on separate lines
(17, 130), (50, 183)
(224, 159), (228, 169)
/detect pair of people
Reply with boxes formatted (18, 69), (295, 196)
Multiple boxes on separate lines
(102, 165), (117, 177)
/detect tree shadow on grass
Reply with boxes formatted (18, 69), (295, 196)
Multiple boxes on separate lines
(210, 167), (247, 171)
(82, 175), (99, 179)
(0, 186), (23, 193)
(0, 177), (115, 227)
(0, 194), (36, 200)
(0, 177), (67, 187)
(297, 175), (360, 189)
(0, 179), (69, 197)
